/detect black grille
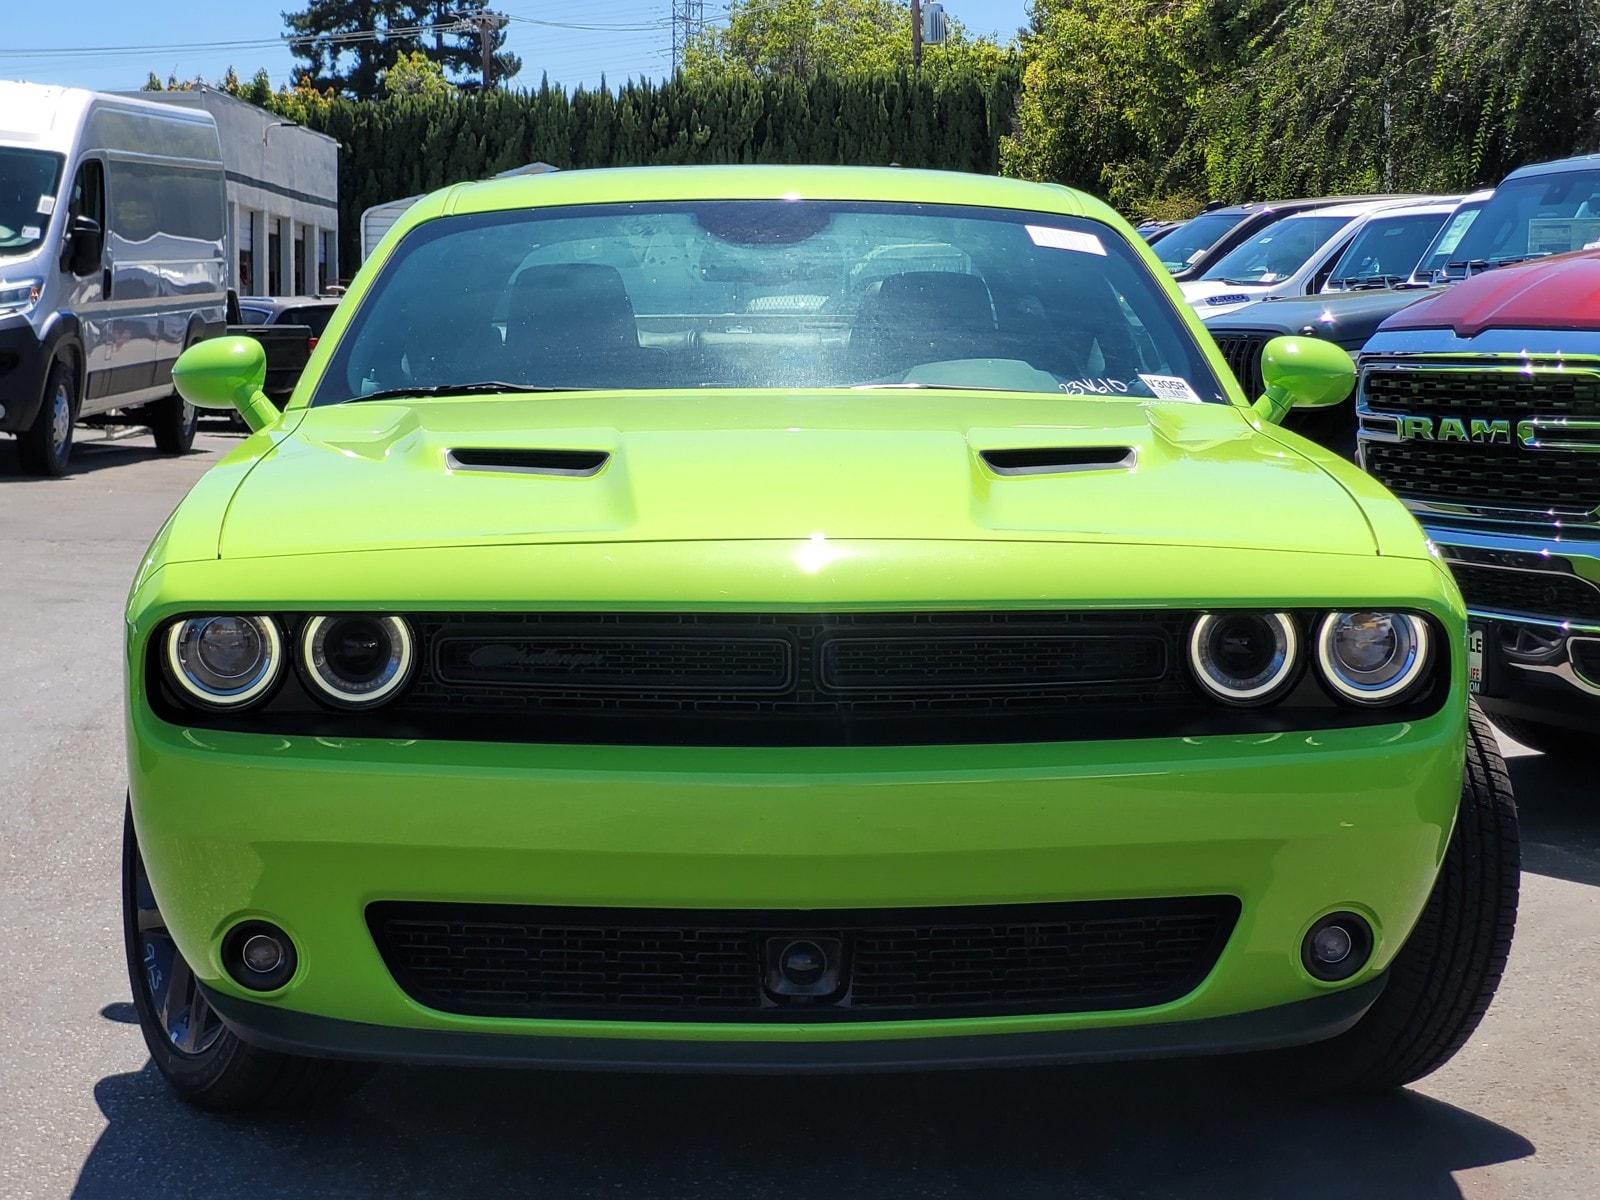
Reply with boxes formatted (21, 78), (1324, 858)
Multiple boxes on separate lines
(1210, 332), (1268, 398)
(367, 898), (1240, 1022)
(1449, 563), (1600, 622)
(400, 611), (1191, 743)
(1363, 441), (1600, 515)
(1366, 367), (1600, 417)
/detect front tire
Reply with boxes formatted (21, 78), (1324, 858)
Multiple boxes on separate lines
(122, 805), (372, 1111)
(1291, 702), (1519, 1091)
(1488, 713), (1587, 760)
(147, 393), (197, 455)
(17, 358), (76, 476)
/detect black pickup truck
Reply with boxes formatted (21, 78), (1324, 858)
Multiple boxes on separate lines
(224, 293), (340, 404)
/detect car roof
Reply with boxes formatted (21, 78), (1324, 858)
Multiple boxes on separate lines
(1503, 153), (1600, 182)
(1292, 196), (1452, 220)
(413, 165), (1107, 227)
(239, 296), (339, 309)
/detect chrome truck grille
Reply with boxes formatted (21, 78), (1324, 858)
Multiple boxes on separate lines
(1358, 361), (1600, 527)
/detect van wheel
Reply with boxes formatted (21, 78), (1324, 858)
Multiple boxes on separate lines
(1285, 702), (1519, 1091)
(148, 395), (197, 454)
(123, 805), (374, 1111)
(17, 359), (76, 476)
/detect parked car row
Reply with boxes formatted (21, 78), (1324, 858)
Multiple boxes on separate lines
(1171, 153), (1600, 756)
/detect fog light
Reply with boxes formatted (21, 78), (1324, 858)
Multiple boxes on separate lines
(222, 921), (298, 992)
(1310, 924), (1352, 965)
(1301, 912), (1373, 982)
(241, 934), (285, 974)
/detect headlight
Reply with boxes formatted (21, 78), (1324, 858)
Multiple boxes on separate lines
(1188, 612), (1300, 705)
(165, 616), (283, 708)
(0, 278), (44, 317)
(1316, 612), (1431, 704)
(300, 614), (415, 708)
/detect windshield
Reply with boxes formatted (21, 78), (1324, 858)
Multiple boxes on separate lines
(0, 147), (64, 259)
(1410, 200), (1487, 282)
(1446, 169), (1600, 276)
(312, 200), (1226, 405)
(1323, 210), (1451, 289)
(1154, 211), (1243, 273)
(1200, 215), (1351, 285)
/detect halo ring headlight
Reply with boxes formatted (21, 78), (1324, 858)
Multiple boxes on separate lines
(1188, 612), (1300, 705)
(300, 614), (415, 708)
(165, 615), (282, 709)
(1317, 612), (1431, 705)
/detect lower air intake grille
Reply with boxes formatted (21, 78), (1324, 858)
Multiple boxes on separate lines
(367, 898), (1241, 1022)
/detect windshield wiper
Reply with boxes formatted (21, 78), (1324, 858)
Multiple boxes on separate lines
(343, 382), (586, 403)
(851, 382), (1016, 392)
(1444, 253), (1549, 278)
(1328, 274), (1407, 291)
(1215, 278), (1265, 286)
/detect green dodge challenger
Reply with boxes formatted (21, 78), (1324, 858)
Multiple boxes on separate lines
(124, 166), (1518, 1111)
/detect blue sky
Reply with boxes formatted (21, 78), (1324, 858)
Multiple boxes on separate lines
(1, 0), (1032, 95)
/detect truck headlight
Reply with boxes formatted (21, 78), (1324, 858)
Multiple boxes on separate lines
(1316, 612), (1431, 704)
(1188, 612), (1300, 705)
(0, 278), (44, 317)
(165, 616), (283, 708)
(299, 615), (415, 708)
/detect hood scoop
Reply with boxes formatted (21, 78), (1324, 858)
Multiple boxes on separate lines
(980, 447), (1136, 476)
(447, 448), (610, 477)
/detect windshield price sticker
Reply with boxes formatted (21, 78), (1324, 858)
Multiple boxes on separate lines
(1138, 374), (1203, 402)
(1026, 225), (1106, 256)
(37, 194), (56, 215)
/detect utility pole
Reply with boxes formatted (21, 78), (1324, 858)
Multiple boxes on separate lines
(671, 0), (706, 73)
(457, 8), (510, 90)
(911, 0), (922, 70)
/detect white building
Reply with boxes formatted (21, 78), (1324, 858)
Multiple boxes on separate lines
(360, 161), (556, 262)
(123, 88), (339, 297)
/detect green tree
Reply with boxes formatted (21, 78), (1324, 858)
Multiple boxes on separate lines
(283, 1), (518, 99)
(682, 0), (1010, 82)
(381, 49), (458, 97)
(1003, 0), (1212, 214)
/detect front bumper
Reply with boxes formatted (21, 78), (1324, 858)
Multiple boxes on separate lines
(127, 704), (1463, 1064)
(0, 313), (49, 433)
(200, 975), (1388, 1071)
(1425, 528), (1600, 731)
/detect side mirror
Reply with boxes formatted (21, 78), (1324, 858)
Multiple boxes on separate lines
(172, 336), (281, 432)
(65, 214), (103, 275)
(1250, 336), (1355, 426)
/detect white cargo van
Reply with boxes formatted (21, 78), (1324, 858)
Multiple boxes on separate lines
(0, 82), (227, 475)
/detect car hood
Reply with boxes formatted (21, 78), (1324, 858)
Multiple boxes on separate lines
(1204, 287), (1443, 346)
(1381, 249), (1600, 338)
(215, 391), (1377, 560)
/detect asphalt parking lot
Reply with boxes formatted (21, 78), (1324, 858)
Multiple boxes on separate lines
(1, 426), (1596, 1200)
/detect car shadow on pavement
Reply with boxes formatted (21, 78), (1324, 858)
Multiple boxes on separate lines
(73, 1055), (1532, 1200)
(0, 437), (215, 481)
(1504, 751), (1600, 888)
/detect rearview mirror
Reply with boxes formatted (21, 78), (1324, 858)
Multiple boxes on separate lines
(172, 336), (281, 432)
(1250, 336), (1355, 425)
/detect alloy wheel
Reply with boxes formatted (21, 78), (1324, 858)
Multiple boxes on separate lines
(50, 385), (71, 458)
(131, 848), (224, 1056)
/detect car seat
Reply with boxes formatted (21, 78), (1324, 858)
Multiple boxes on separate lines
(507, 263), (656, 388)
(846, 271), (997, 382)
